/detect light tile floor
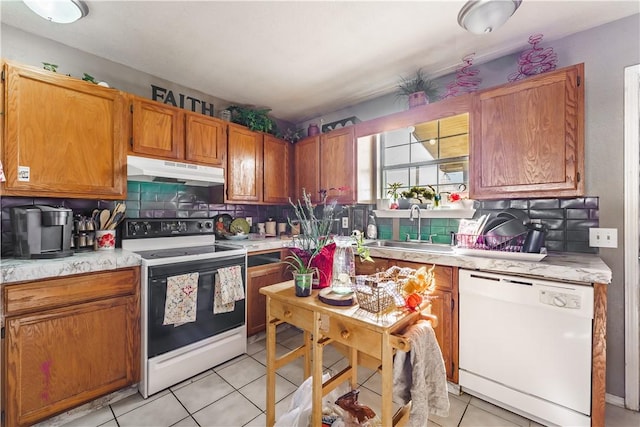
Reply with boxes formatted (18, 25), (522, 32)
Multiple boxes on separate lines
(59, 327), (640, 427)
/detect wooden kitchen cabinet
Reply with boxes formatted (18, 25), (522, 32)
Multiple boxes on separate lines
(131, 96), (185, 159)
(247, 250), (287, 336)
(263, 135), (293, 204)
(226, 123), (263, 202)
(185, 111), (227, 166)
(354, 256), (389, 275)
(392, 261), (458, 383)
(294, 135), (320, 202)
(2, 61), (127, 199)
(2, 267), (140, 427)
(320, 127), (357, 203)
(470, 63), (584, 199)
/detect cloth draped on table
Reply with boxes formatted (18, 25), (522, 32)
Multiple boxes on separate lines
(392, 320), (450, 426)
(214, 265), (245, 314)
(163, 272), (199, 325)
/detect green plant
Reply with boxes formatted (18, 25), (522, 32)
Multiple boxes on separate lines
(386, 182), (403, 200)
(281, 127), (304, 143)
(400, 185), (436, 203)
(396, 68), (439, 101)
(288, 188), (338, 255)
(42, 62), (58, 72)
(82, 73), (98, 84)
(227, 105), (275, 134)
(282, 250), (318, 275)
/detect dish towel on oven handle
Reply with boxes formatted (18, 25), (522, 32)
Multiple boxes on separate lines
(392, 319), (450, 426)
(214, 265), (245, 314)
(163, 272), (199, 325)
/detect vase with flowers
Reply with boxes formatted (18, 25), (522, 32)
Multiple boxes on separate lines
(288, 189), (339, 289)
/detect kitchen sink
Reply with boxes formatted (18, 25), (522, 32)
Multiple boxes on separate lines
(365, 240), (455, 254)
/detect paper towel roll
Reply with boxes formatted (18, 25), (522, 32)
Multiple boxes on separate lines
(265, 221), (276, 236)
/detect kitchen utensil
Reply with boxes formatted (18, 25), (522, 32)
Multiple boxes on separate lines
(99, 209), (110, 230)
(107, 212), (124, 230)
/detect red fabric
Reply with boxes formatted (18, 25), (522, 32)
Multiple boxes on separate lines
(291, 243), (336, 289)
(311, 243), (336, 289)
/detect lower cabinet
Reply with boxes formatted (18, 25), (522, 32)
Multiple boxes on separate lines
(247, 250), (288, 336)
(2, 267), (140, 427)
(356, 258), (458, 383)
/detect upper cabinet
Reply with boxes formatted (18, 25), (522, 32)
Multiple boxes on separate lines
(226, 123), (263, 202)
(130, 96), (226, 167)
(185, 111), (226, 166)
(263, 134), (292, 204)
(320, 127), (357, 204)
(130, 97), (184, 159)
(2, 61), (127, 199)
(470, 63), (584, 199)
(293, 135), (320, 203)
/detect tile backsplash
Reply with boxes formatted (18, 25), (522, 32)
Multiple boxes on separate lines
(1, 183), (598, 256)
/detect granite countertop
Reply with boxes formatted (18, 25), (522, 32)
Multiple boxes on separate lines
(366, 246), (612, 285)
(0, 249), (142, 284)
(0, 239), (612, 286)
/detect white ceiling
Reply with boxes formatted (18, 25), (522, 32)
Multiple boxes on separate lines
(1, 0), (639, 123)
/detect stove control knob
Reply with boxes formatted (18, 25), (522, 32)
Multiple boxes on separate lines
(142, 223), (151, 233)
(129, 222), (140, 234)
(200, 221), (213, 229)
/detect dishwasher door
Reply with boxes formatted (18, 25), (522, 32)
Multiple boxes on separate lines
(459, 269), (594, 425)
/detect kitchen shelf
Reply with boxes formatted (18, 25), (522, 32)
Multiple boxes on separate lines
(373, 208), (476, 219)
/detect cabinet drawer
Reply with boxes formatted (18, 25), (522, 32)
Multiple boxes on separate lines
(269, 299), (314, 332)
(4, 268), (139, 316)
(322, 317), (382, 360)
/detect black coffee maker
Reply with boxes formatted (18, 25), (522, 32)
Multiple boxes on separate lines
(10, 205), (74, 259)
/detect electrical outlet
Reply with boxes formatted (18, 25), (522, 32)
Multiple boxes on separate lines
(589, 228), (618, 248)
(245, 217), (253, 227)
(342, 217), (349, 229)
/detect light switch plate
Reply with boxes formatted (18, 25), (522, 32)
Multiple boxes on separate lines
(245, 217), (253, 227)
(342, 217), (349, 228)
(589, 228), (618, 248)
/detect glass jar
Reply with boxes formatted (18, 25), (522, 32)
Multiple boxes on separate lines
(331, 236), (355, 294)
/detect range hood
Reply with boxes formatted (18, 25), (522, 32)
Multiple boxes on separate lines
(127, 155), (224, 187)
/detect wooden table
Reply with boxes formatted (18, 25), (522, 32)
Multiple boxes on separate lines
(260, 280), (436, 427)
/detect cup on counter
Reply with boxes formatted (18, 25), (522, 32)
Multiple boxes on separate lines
(95, 229), (116, 250)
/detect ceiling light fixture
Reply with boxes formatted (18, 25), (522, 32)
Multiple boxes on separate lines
(458, 0), (522, 35)
(23, 0), (88, 24)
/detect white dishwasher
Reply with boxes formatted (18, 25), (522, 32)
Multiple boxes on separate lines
(458, 269), (593, 427)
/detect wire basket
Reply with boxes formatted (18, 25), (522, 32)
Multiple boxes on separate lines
(351, 274), (404, 314)
(455, 232), (527, 252)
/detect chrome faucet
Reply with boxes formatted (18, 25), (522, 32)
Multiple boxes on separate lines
(409, 204), (421, 241)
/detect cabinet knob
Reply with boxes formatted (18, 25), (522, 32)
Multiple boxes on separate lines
(284, 310), (292, 318)
(341, 330), (350, 339)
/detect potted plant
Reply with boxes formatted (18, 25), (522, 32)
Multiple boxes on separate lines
(399, 185), (436, 209)
(386, 182), (404, 209)
(396, 68), (439, 108)
(283, 250), (318, 297)
(288, 189), (339, 289)
(227, 105), (276, 134)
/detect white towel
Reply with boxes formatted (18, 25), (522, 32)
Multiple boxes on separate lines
(392, 320), (450, 426)
(214, 265), (244, 314)
(163, 273), (199, 325)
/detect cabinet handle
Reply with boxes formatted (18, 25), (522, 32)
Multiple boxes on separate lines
(284, 310), (292, 318)
(341, 330), (350, 339)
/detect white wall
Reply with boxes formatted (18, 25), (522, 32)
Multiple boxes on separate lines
(302, 14), (640, 399)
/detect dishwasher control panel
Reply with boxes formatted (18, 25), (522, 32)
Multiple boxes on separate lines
(539, 290), (581, 309)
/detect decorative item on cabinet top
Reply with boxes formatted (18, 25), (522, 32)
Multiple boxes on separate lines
(321, 116), (361, 133)
(396, 68), (440, 108)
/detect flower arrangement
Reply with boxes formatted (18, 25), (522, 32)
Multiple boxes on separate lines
(400, 185), (436, 204)
(386, 182), (403, 209)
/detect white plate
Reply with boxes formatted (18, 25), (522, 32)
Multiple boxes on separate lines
(454, 247), (547, 262)
(225, 234), (249, 240)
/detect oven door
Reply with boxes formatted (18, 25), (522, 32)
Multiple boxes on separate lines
(147, 255), (246, 358)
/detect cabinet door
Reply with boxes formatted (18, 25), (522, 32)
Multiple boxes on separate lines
(294, 135), (320, 203)
(227, 124), (263, 202)
(4, 296), (139, 427)
(263, 135), (292, 204)
(185, 112), (226, 166)
(354, 257), (389, 275)
(2, 62), (127, 199)
(131, 96), (185, 159)
(247, 262), (286, 336)
(471, 63), (584, 199)
(392, 261), (457, 382)
(320, 127), (356, 203)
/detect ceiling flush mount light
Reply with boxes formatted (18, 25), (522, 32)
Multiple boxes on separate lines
(23, 0), (88, 24)
(458, 0), (522, 35)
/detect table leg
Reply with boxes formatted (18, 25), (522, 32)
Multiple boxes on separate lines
(312, 313), (324, 426)
(266, 296), (276, 427)
(381, 331), (393, 426)
(303, 330), (312, 379)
